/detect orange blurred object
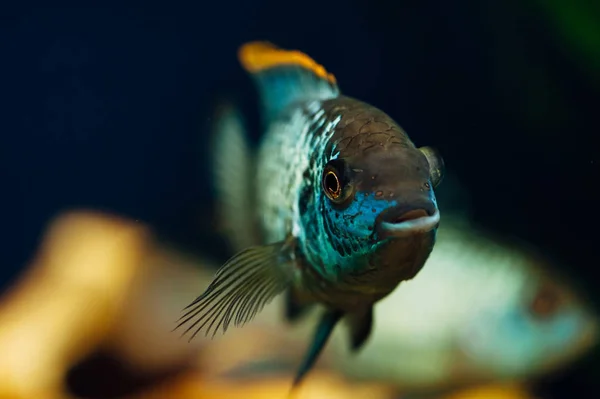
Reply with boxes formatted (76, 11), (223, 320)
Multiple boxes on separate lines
(0, 211), (149, 399)
(126, 371), (537, 399)
(130, 370), (395, 399)
(440, 383), (537, 399)
(0, 210), (217, 398)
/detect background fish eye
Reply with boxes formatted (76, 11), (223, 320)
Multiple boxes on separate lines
(528, 283), (564, 320)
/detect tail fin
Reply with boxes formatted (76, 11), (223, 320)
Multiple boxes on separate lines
(211, 100), (262, 252)
(238, 41), (340, 119)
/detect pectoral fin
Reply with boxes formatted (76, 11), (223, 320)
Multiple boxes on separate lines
(175, 240), (296, 340)
(347, 307), (373, 351)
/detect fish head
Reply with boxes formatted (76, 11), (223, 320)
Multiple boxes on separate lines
(457, 263), (599, 380)
(315, 123), (444, 280)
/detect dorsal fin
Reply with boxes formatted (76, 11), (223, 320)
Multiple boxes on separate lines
(238, 41), (340, 119)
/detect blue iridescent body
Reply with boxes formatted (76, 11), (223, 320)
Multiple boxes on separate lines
(258, 99), (389, 280)
(177, 42), (446, 390)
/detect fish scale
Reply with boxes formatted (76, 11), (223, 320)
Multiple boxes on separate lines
(256, 100), (342, 248)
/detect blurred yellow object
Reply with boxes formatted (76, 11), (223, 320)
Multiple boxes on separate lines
(126, 371), (536, 399)
(128, 370), (395, 399)
(106, 238), (211, 374)
(0, 211), (149, 399)
(440, 383), (536, 399)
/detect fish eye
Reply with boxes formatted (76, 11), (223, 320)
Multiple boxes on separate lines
(419, 146), (445, 188)
(528, 282), (563, 320)
(324, 169), (341, 199)
(322, 160), (352, 204)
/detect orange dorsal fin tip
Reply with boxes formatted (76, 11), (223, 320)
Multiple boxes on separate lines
(238, 41), (337, 85)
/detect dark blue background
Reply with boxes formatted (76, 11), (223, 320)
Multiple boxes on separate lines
(1, 3), (598, 397)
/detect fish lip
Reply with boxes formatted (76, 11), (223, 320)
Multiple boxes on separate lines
(376, 204), (440, 238)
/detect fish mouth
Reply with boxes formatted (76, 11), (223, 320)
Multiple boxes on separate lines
(376, 204), (440, 238)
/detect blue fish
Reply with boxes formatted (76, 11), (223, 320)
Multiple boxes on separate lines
(176, 42), (445, 390)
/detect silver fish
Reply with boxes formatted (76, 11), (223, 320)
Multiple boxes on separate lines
(329, 215), (599, 391)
